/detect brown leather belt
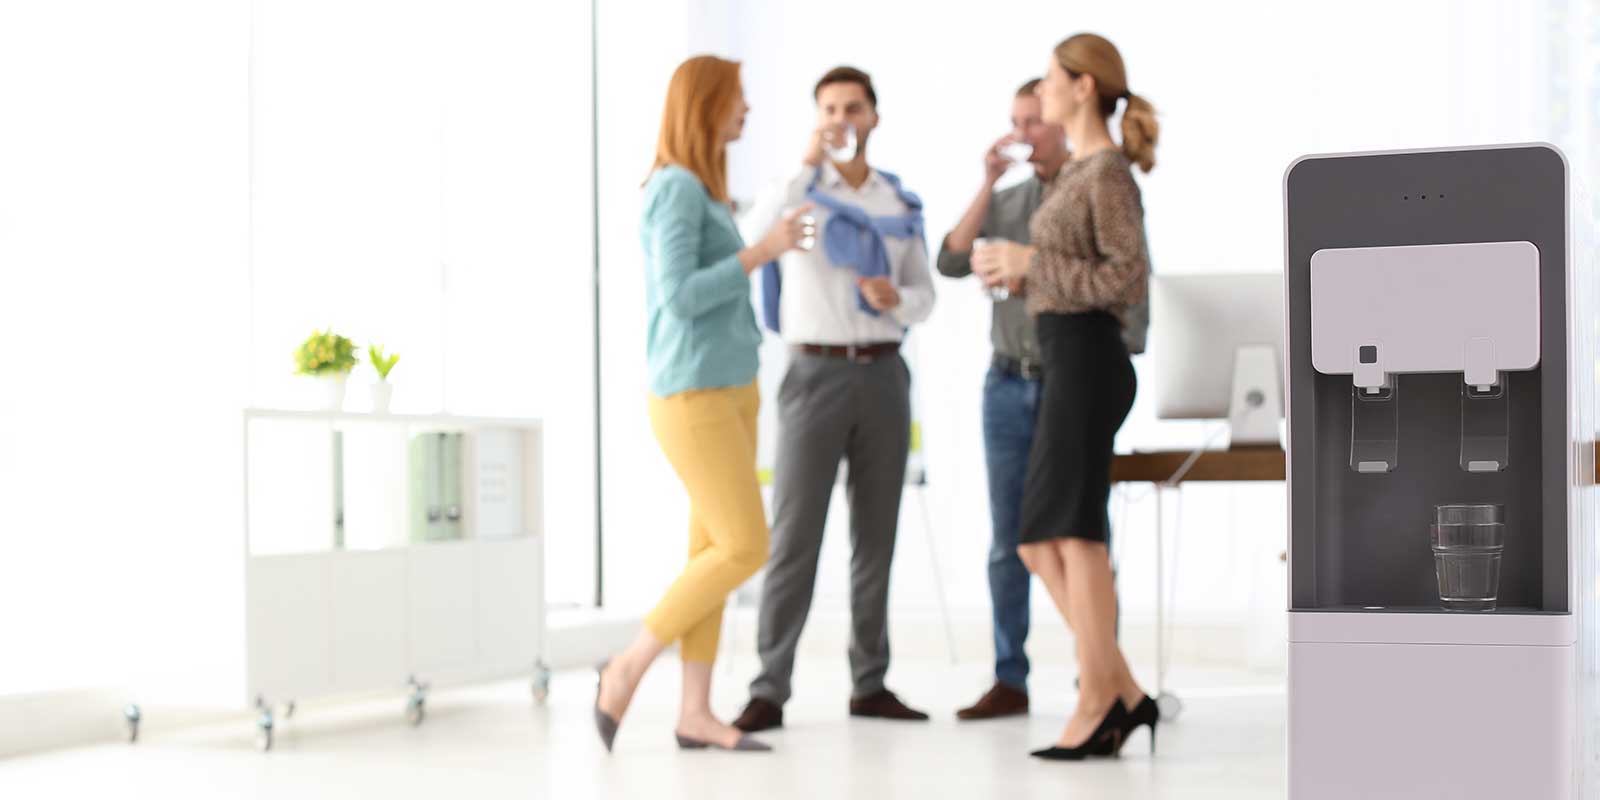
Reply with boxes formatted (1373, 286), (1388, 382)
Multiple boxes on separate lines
(795, 342), (901, 363)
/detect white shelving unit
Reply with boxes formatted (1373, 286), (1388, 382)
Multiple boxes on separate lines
(240, 408), (546, 751)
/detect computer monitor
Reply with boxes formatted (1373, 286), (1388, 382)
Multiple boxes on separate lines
(1150, 272), (1286, 447)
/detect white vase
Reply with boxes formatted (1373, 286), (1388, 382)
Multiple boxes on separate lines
(370, 381), (393, 414)
(314, 372), (348, 412)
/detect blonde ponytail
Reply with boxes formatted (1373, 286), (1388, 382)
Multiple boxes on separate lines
(1054, 33), (1159, 173)
(1120, 92), (1159, 173)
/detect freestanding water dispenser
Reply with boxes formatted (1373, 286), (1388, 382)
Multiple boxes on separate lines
(1284, 144), (1597, 798)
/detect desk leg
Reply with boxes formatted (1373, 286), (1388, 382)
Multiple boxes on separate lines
(1155, 483), (1165, 696)
(1154, 482), (1185, 722)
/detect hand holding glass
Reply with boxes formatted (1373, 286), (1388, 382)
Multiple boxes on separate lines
(973, 238), (1010, 301)
(796, 213), (817, 251)
(768, 204), (817, 257)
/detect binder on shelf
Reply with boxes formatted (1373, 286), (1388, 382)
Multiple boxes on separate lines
(465, 428), (524, 540)
(441, 432), (464, 540)
(409, 432), (464, 543)
(409, 433), (441, 542)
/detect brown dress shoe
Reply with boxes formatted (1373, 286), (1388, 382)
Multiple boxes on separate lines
(848, 689), (930, 721)
(956, 682), (1029, 721)
(732, 697), (784, 733)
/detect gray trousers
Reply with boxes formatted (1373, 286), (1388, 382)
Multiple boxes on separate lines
(749, 351), (910, 705)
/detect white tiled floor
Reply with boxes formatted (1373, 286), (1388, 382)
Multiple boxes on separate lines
(3, 655), (1286, 799)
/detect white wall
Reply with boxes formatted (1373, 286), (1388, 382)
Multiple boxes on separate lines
(595, 0), (1564, 643)
(0, 0), (250, 704)
(0, 0), (596, 729)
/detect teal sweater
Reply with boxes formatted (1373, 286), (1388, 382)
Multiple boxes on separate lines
(640, 165), (761, 398)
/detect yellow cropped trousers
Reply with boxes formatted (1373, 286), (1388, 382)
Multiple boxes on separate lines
(644, 381), (769, 663)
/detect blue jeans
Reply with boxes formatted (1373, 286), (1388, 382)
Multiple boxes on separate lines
(981, 363), (1041, 690)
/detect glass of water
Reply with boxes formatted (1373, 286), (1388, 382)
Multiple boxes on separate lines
(825, 123), (857, 162)
(1430, 503), (1505, 611)
(1000, 138), (1033, 164)
(973, 237), (1010, 301)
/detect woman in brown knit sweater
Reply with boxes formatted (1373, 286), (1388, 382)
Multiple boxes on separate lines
(973, 32), (1158, 761)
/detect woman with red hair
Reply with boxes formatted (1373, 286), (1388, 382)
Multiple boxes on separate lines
(593, 54), (812, 754)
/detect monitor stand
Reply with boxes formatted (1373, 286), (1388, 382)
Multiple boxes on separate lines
(1227, 344), (1282, 448)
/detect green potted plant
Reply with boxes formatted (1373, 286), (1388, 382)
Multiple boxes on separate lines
(294, 328), (358, 411)
(367, 344), (401, 413)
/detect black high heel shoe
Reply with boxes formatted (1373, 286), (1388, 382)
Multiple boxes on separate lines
(1029, 700), (1128, 761)
(1126, 697), (1164, 752)
(593, 660), (620, 753)
(1118, 694), (1160, 755)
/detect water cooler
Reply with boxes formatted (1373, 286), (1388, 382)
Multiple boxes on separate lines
(1284, 144), (1597, 798)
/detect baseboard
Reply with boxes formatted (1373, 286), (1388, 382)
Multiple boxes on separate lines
(546, 608), (643, 670)
(0, 687), (131, 760)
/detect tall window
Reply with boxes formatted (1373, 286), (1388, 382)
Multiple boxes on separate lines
(250, 0), (597, 608)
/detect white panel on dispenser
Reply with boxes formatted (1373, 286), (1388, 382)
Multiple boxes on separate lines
(1290, 639), (1573, 798)
(1310, 242), (1540, 387)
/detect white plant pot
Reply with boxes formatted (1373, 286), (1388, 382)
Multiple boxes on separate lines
(370, 381), (393, 414)
(313, 372), (348, 412)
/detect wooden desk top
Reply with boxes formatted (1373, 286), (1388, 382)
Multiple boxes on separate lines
(1110, 443), (1596, 485)
(1111, 447), (1286, 484)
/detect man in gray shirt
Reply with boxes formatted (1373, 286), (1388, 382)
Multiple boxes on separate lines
(936, 78), (1068, 720)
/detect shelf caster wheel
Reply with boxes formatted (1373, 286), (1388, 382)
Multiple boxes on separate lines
(1156, 691), (1183, 723)
(532, 662), (551, 704)
(406, 676), (429, 727)
(255, 695), (276, 753)
(123, 704), (142, 744)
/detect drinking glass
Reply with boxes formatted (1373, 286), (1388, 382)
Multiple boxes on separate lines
(784, 207), (818, 252)
(1430, 503), (1505, 611)
(973, 237), (1011, 302)
(1000, 139), (1033, 164)
(825, 123), (857, 162)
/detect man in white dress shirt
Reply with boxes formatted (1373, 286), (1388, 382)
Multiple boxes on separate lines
(733, 66), (935, 732)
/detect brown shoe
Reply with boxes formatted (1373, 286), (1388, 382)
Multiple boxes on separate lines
(848, 689), (930, 721)
(732, 697), (784, 733)
(956, 682), (1029, 721)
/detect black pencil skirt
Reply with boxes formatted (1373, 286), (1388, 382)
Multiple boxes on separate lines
(1018, 311), (1137, 545)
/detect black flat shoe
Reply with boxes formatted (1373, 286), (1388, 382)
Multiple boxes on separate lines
(675, 733), (773, 752)
(1029, 701), (1128, 761)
